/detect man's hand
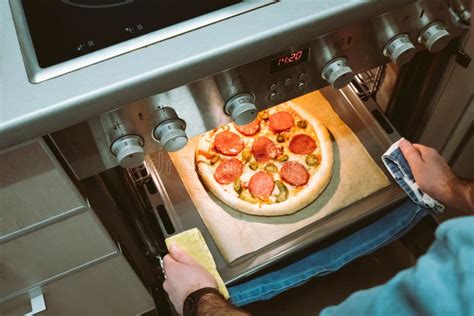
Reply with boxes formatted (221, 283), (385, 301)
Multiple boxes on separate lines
(399, 139), (473, 211)
(163, 245), (217, 315)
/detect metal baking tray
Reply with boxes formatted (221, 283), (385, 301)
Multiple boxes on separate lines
(144, 86), (405, 285)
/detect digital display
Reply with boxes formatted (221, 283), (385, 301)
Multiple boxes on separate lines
(269, 48), (310, 73)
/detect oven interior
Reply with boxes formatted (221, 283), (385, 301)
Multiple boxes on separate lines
(47, 63), (414, 304)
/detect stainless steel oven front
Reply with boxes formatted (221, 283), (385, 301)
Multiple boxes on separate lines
(33, 0), (472, 313)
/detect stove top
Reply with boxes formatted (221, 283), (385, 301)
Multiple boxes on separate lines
(21, 0), (241, 68)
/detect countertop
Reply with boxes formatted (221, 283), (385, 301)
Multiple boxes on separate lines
(0, 0), (412, 150)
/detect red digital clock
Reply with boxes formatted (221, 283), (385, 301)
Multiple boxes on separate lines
(269, 48), (310, 73)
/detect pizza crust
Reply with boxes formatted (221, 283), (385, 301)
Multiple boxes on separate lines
(196, 102), (334, 216)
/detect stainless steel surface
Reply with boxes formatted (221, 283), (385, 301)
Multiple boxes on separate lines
(144, 86), (406, 284)
(383, 34), (416, 66)
(1, 210), (119, 301)
(419, 32), (473, 174)
(0, 140), (88, 243)
(9, 0), (275, 83)
(111, 135), (145, 168)
(321, 57), (355, 89)
(418, 22), (451, 53)
(46, 0), (470, 178)
(0, 255), (154, 316)
(6, 0), (462, 150)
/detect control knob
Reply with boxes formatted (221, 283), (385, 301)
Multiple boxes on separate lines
(459, 10), (471, 23)
(224, 93), (258, 126)
(111, 135), (145, 169)
(418, 22), (451, 53)
(321, 57), (355, 89)
(383, 34), (416, 66)
(153, 107), (188, 152)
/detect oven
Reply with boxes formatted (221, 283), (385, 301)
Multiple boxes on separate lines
(2, 0), (472, 314)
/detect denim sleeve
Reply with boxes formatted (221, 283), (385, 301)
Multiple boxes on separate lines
(320, 216), (474, 316)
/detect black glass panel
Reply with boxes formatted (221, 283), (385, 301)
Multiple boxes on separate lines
(21, 0), (241, 68)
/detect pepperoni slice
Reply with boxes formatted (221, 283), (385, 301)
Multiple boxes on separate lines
(214, 158), (243, 184)
(289, 134), (317, 155)
(248, 171), (275, 200)
(281, 161), (309, 186)
(252, 136), (278, 163)
(234, 119), (261, 136)
(214, 131), (244, 156)
(269, 111), (294, 132)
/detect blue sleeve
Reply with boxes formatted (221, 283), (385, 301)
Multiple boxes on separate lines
(320, 216), (474, 316)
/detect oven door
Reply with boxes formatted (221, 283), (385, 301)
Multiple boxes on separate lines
(136, 84), (405, 284)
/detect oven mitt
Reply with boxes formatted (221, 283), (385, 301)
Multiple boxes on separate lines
(165, 228), (230, 299)
(382, 138), (444, 213)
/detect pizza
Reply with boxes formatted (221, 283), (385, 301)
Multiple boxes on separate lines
(195, 101), (333, 216)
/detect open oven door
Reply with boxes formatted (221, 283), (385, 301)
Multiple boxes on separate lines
(140, 84), (407, 284)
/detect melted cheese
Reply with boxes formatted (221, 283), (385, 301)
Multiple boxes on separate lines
(201, 103), (322, 204)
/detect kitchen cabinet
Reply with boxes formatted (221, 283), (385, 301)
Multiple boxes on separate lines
(1, 210), (119, 298)
(0, 255), (154, 316)
(0, 140), (88, 241)
(420, 33), (473, 180)
(0, 139), (154, 313)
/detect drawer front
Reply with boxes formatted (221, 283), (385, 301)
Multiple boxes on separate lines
(0, 255), (154, 316)
(0, 210), (118, 299)
(0, 140), (87, 241)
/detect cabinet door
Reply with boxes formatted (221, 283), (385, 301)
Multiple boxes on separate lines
(0, 255), (154, 316)
(0, 139), (88, 242)
(1, 210), (119, 299)
(420, 33), (473, 180)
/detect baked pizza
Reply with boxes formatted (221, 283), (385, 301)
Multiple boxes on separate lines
(195, 101), (333, 216)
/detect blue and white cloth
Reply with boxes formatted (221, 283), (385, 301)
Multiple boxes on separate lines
(382, 138), (444, 213)
(229, 201), (430, 306)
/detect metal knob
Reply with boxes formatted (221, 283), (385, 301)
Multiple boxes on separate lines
(153, 107), (188, 152)
(383, 34), (416, 66)
(224, 93), (258, 126)
(418, 22), (451, 53)
(111, 135), (145, 169)
(460, 10), (471, 23)
(321, 57), (355, 89)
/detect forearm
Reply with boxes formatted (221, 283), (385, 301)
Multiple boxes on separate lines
(196, 292), (250, 316)
(445, 177), (474, 212)
(456, 178), (474, 211)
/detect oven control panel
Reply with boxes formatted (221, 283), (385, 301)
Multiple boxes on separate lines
(215, 0), (467, 114)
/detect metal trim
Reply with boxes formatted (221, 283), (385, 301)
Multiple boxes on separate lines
(0, 250), (120, 303)
(0, 205), (89, 244)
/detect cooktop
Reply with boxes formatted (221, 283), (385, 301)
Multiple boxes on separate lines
(21, 0), (241, 68)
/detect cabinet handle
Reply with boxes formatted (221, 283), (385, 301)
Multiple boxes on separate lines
(24, 288), (46, 315)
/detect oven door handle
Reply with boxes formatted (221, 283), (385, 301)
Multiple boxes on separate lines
(24, 288), (46, 316)
(150, 255), (174, 316)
